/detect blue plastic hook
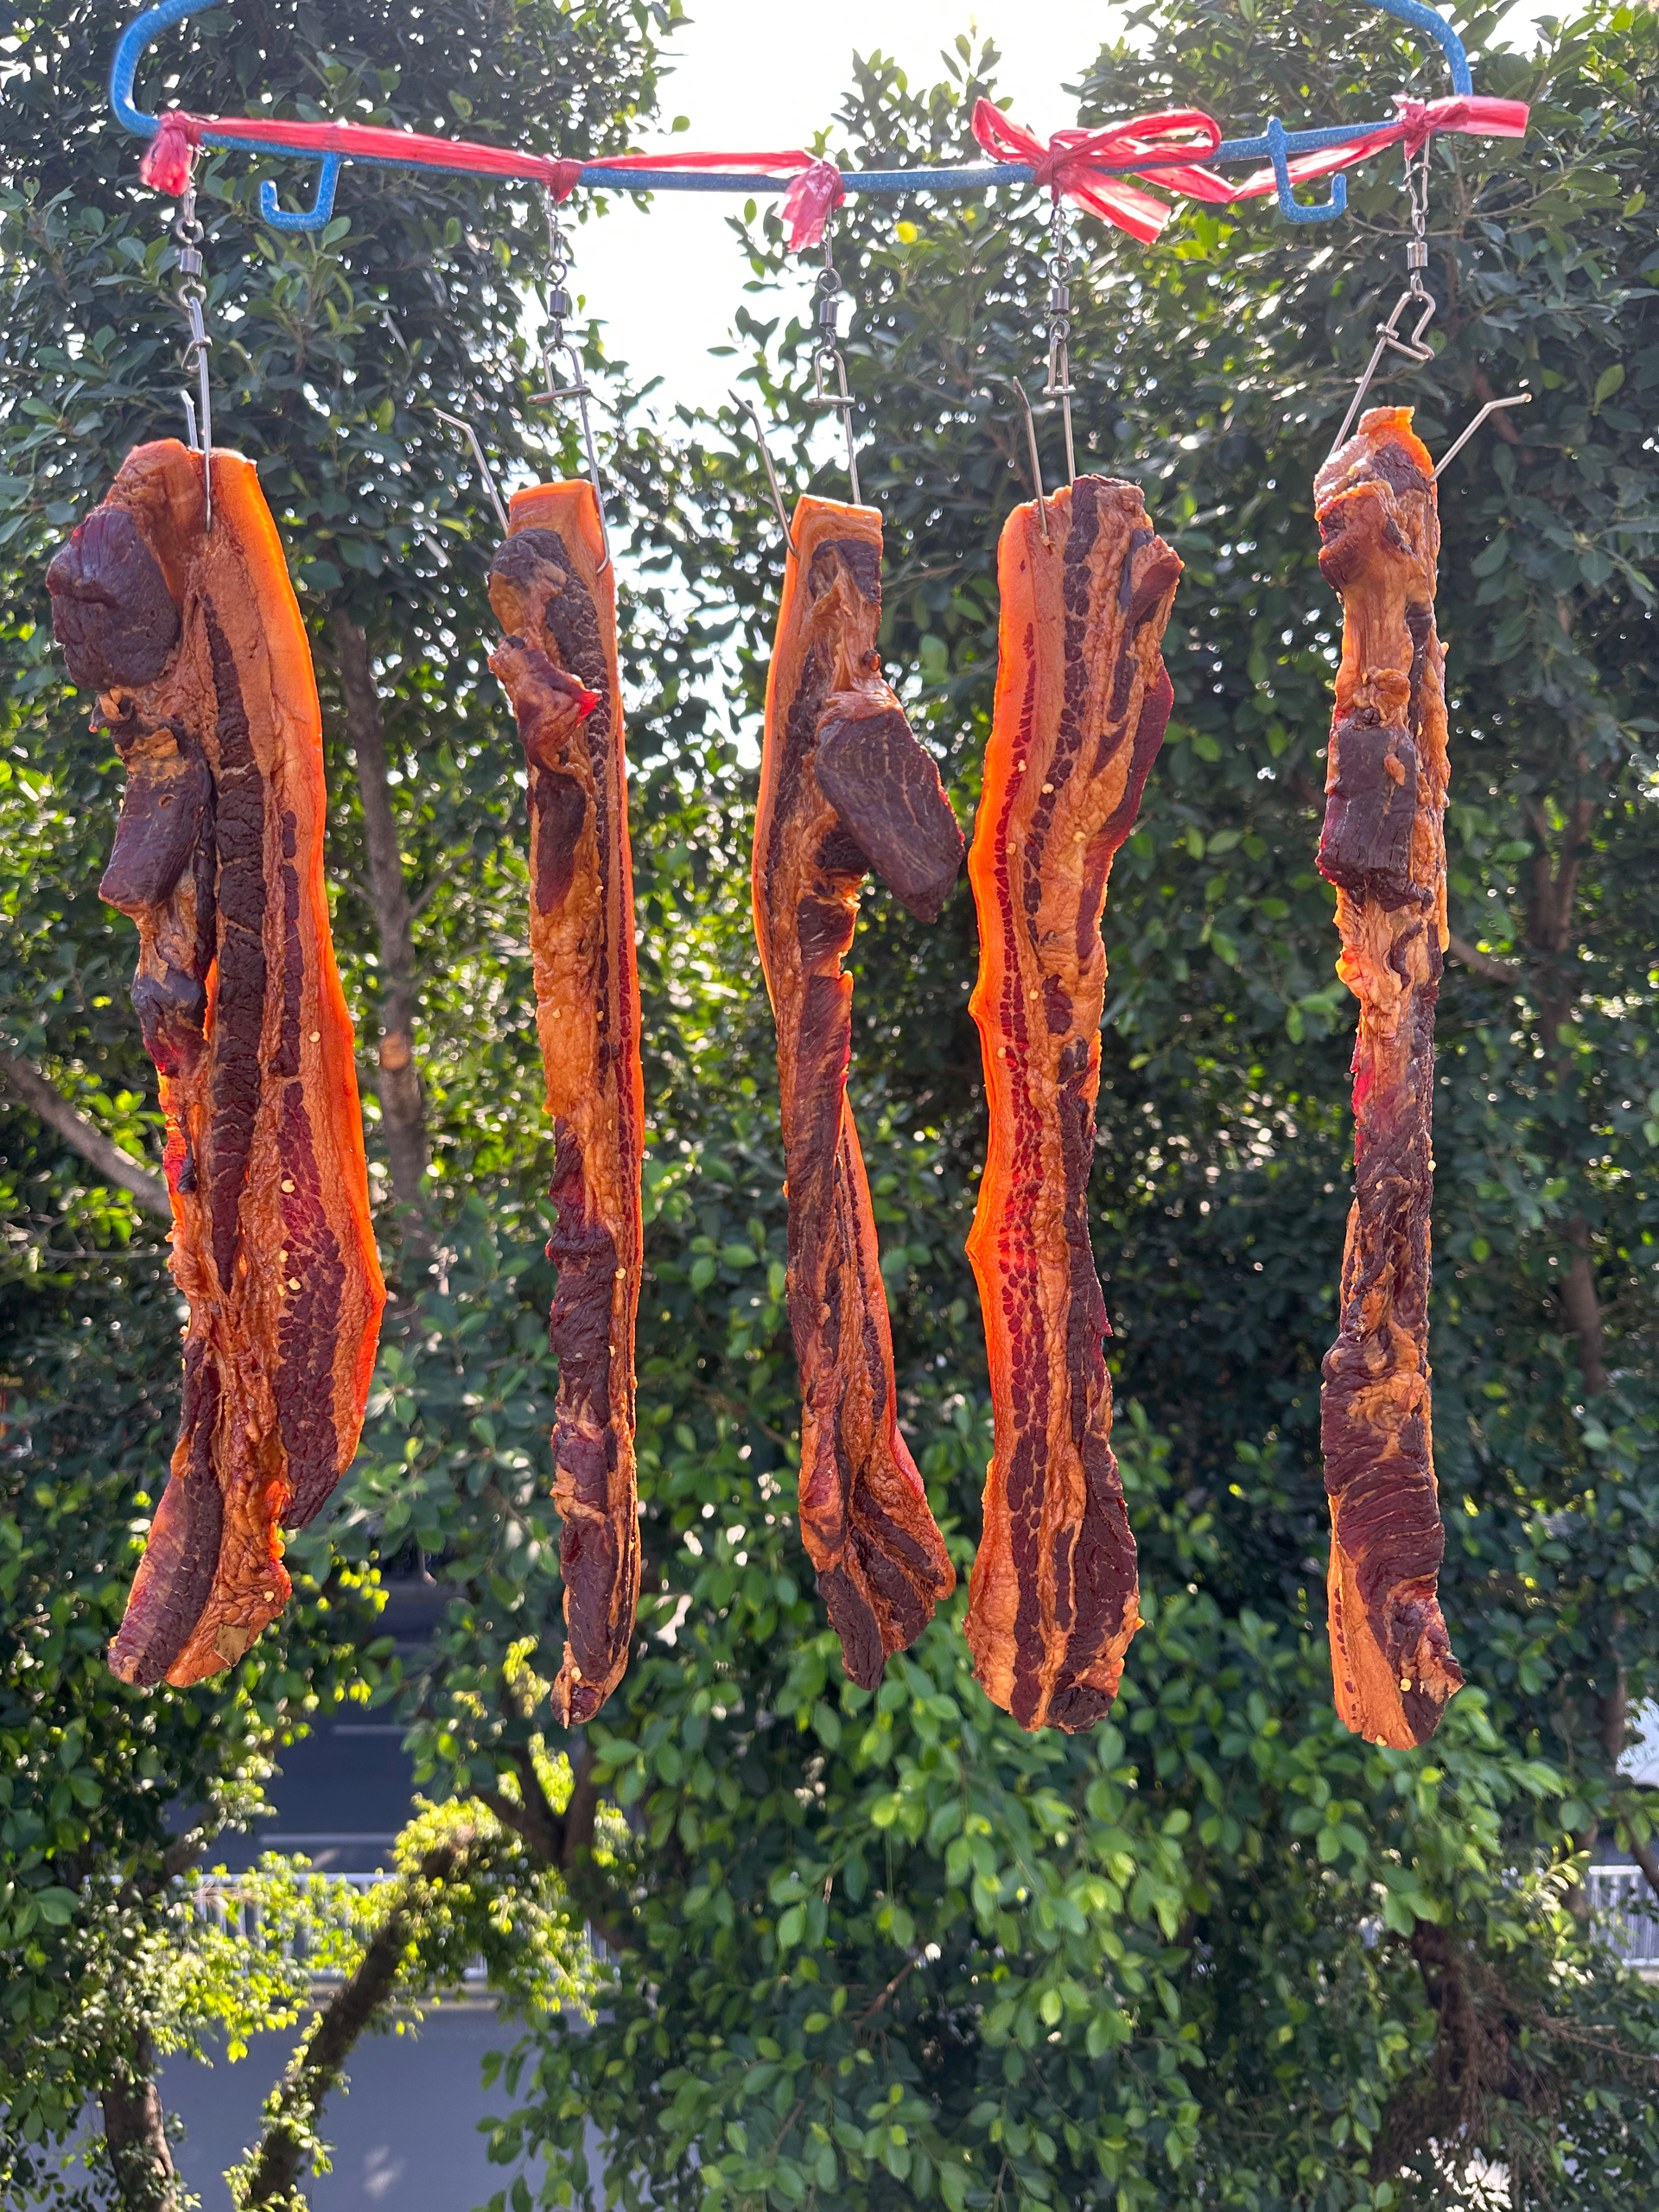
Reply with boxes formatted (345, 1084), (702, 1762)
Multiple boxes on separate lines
(260, 158), (341, 232)
(111, 0), (342, 233)
(1266, 118), (1348, 225)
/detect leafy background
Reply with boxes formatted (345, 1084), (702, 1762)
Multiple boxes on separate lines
(3, 1), (1658, 2207)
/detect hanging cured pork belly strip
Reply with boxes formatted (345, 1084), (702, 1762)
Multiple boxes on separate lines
(964, 478), (1181, 1733)
(487, 481), (644, 1726)
(753, 495), (963, 1688)
(1314, 405), (1464, 1749)
(46, 440), (385, 1687)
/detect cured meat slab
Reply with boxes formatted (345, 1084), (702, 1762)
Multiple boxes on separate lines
(488, 482), (643, 1726)
(964, 478), (1180, 1733)
(1314, 405), (1463, 1749)
(753, 495), (962, 1688)
(47, 440), (385, 1687)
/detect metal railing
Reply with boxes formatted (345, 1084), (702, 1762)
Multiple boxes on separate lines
(1587, 1866), (1659, 1972)
(188, 1868), (486, 1987)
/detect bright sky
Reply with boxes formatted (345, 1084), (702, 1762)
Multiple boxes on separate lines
(587, 0), (1560, 418)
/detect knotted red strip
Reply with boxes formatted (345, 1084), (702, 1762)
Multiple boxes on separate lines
(969, 92), (1529, 239)
(139, 111), (846, 248)
(1224, 95), (1530, 203)
(970, 99), (1223, 244)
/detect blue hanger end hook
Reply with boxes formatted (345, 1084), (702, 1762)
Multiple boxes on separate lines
(260, 157), (342, 233)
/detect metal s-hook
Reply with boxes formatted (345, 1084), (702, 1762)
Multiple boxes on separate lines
(729, 391), (798, 556)
(1329, 136), (1437, 454)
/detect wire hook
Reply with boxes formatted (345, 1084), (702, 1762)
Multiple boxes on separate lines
(378, 312), (510, 535)
(729, 391), (798, 556)
(1433, 391), (1531, 480)
(986, 378), (1051, 544)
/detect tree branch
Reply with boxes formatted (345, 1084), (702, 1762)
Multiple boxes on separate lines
(232, 1840), (461, 2209)
(100, 2024), (177, 2212)
(1560, 1212), (1609, 1397)
(1446, 933), (1522, 987)
(0, 1047), (170, 1220)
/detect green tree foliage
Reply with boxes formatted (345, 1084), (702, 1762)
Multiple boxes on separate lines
(3, 0), (1658, 2207)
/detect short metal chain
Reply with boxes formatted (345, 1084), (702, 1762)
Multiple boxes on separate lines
(173, 165), (213, 530)
(806, 230), (861, 505)
(531, 188), (610, 567)
(1403, 135), (1430, 298)
(1042, 197), (1077, 489)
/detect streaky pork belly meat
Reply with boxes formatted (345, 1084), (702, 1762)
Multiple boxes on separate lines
(964, 478), (1181, 1733)
(1314, 405), (1463, 1749)
(753, 496), (962, 1688)
(47, 440), (385, 1687)
(488, 481), (644, 1726)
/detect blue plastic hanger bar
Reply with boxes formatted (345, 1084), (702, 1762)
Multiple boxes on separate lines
(110, 0), (1473, 235)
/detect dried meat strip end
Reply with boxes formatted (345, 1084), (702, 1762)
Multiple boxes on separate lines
(753, 496), (963, 1688)
(1314, 406), (1464, 1751)
(963, 479), (1181, 1734)
(48, 440), (385, 1688)
(487, 482), (644, 1727)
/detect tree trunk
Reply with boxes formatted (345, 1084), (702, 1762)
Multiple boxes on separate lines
(1560, 1214), (1608, 1397)
(0, 1046), (171, 1220)
(233, 1842), (459, 2209)
(100, 2027), (176, 2212)
(327, 608), (431, 1254)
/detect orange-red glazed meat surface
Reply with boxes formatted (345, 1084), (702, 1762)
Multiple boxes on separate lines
(47, 440), (385, 1687)
(1314, 405), (1463, 1749)
(964, 478), (1181, 1733)
(753, 496), (962, 1688)
(488, 481), (643, 1726)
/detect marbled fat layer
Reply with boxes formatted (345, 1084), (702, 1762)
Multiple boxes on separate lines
(488, 490), (643, 1726)
(753, 497), (962, 1688)
(1313, 405), (1464, 1750)
(48, 441), (385, 1688)
(964, 480), (1180, 1733)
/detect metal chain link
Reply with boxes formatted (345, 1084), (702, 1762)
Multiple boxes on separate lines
(173, 162), (213, 531)
(806, 231), (861, 505)
(1329, 141), (1440, 454)
(1042, 197), (1077, 489)
(531, 189), (610, 567)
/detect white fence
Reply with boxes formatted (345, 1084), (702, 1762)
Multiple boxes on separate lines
(1586, 1865), (1659, 1973)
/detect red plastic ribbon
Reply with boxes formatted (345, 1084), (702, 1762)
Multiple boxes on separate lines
(780, 159), (847, 251)
(1224, 94), (1530, 203)
(971, 97), (1222, 243)
(138, 109), (843, 246)
(970, 92), (1529, 238)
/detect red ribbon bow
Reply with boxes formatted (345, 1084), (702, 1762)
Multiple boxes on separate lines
(139, 111), (845, 250)
(970, 92), (1530, 238)
(971, 97), (1223, 242)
